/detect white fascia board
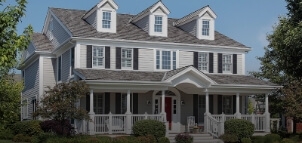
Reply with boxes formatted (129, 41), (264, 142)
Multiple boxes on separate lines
(42, 9), (51, 34)
(198, 7), (217, 19)
(72, 37), (251, 53)
(97, 0), (118, 10)
(85, 80), (171, 86)
(211, 84), (282, 89)
(150, 2), (170, 15)
(19, 51), (54, 70)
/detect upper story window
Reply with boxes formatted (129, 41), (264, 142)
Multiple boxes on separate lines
(57, 56), (62, 81)
(156, 50), (177, 70)
(70, 48), (75, 76)
(102, 11), (111, 29)
(154, 15), (163, 32)
(222, 54), (232, 73)
(198, 52), (208, 72)
(202, 20), (210, 36)
(122, 48), (133, 69)
(93, 46), (105, 68)
(48, 17), (54, 40)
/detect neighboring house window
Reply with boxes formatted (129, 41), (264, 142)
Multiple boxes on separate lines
(156, 50), (177, 70)
(198, 52), (208, 72)
(121, 48), (132, 68)
(154, 15), (163, 32)
(222, 54), (232, 73)
(202, 20), (210, 36)
(22, 99), (28, 119)
(198, 95), (205, 124)
(223, 96), (233, 114)
(102, 11), (111, 29)
(49, 17), (54, 40)
(70, 48), (75, 76)
(58, 56), (62, 81)
(94, 94), (104, 114)
(92, 46), (105, 68)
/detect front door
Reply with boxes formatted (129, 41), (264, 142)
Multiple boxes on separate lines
(165, 97), (172, 130)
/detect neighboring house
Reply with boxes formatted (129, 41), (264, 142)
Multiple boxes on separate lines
(19, 0), (280, 137)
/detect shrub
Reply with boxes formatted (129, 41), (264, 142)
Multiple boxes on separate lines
(241, 137), (252, 143)
(96, 136), (112, 143)
(175, 133), (193, 143)
(112, 136), (135, 143)
(280, 138), (295, 143)
(224, 119), (254, 140)
(136, 135), (156, 143)
(0, 128), (14, 140)
(132, 119), (166, 141)
(10, 120), (42, 136)
(31, 132), (56, 143)
(219, 134), (238, 143)
(251, 136), (265, 143)
(12, 133), (32, 142)
(158, 136), (170, 143)
(264, 133), (281, 143)
(40, 119), (73, 136)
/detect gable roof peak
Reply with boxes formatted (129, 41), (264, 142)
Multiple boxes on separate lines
(83, 0), (118, 19)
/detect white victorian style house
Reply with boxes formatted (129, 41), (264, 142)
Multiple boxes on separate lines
(20, 0), (280, 138)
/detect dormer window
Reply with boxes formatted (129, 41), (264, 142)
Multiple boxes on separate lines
(154, 16), (163, 32)
(102, 11), (111, 29)
(202, 20), (210, 36)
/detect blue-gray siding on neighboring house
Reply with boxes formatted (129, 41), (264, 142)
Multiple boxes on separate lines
(62, 49), (71, 82)
(135, 16), (149, 33)
(46, 15), (71, 48)
(43, 57), (56, 91)
(25, 42), (36, 59)
(179, 19), (197, 37)
(86, 11), (97, 29)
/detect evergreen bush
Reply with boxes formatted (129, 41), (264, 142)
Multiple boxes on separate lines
(132, 119), (166, 141)
(219, 134), (238, 143)
(224, 119), (254, 140)
(10, 120), (42, 136)
(175, 133), (193, 143)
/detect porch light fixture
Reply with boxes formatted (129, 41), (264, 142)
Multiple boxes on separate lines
(146, 100), (151, 105)
(181, 100), (185, 105)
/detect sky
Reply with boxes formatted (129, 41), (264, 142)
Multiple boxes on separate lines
(11, 0), (288, 73)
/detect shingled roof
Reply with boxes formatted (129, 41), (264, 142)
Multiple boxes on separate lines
(49, 7), (249, 48)
(31, 33), (54, 51)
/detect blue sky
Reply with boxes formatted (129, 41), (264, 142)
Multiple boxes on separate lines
(13, 0), (287, 73)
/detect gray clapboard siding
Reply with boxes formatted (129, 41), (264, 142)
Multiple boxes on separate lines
(180, 93), (193, 125)
(138, 49), (154, 71)
(179, 19), (197, 37)
(43, 58), (56, 90)
(213, 53), (218, 73)
(62, 49), (71, 82)
(46, 15), (71, 48)
(26, 43), (36, 59)
(110, 46), (116, 70)
(80, 44), (87, 68)
(86, 11), (97, 29)
(179, 51), (193, 68)
(138, 92), (152, 114)
(237, 54), (243, 75)
(135, 16), (149, 33)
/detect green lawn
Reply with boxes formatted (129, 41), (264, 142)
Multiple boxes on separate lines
(0, 140), (27, 143)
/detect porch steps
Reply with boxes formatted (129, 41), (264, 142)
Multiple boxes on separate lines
(168, 133), (222, 143)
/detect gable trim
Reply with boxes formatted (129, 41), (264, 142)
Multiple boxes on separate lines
(43, 9), (73, 37)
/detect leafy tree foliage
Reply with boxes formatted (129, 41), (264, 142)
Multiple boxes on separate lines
(0, 0), (33, 76)
(282, 80), (302, 121)
(34, 81), (90, 135)
(0, 74), (23, 129)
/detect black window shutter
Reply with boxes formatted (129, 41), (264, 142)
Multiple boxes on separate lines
(105, 46), (110, 69)
(233, 54), (237, 74)
(218, 53), (222, 73)
(193, 52), (198, 69)
(116, 47), (121, 69)
(86, 94), (90, 112)
(209, 95), (213, 114)
(87, 45), (92, 68)
(105, 93), (110, 114)
(133, 48), (139, 70)
(115, 93), (121, 114)
(193, 94), (198, 123)
(218, 95), (222, 114)
(133, 93), (138, 114)
(233, 95), (236, 114)
(209, 53), (214, 73)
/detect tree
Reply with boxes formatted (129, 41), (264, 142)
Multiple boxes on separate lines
(34, 81), (90, 135)
(0, 74), (23, 129)
(0, 0), (33, 76)
(282, 80), (302, 122)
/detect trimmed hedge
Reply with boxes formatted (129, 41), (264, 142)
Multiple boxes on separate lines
(10, 120), (42, 136)
(40, 119), (73, 136)
(251, 136), (265, 143)
(224, 119), (254, 140)
(158, 136), (170, 143)
(264, 133), (281, 143)
(12, 134), (32, 142)
(241, 137), (252, 143)
(219, 134), (238, 143)
(132, 119), (166, 141)
(175, 133), (193, 143)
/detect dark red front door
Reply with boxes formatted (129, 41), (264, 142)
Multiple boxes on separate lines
(165, 97), (172, 130)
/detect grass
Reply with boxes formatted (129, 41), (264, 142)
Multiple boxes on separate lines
(0, 140), (28, 143)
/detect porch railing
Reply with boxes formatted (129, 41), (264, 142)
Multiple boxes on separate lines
(205, 114), (223, 138)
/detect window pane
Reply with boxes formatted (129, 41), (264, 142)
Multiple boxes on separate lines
(162, 51), (171, 69)
(173, 51), (176, 70)
(156, 50), (160, 69)
(222, 55), (232, 72)
(202, 20), (210, 36)
(154, 16), (163, 32)
(122, 49), (132, 68)
(93, 46), (104, 67)
(198, 95), (205, 124)
(102, 11), (111, 29)
(198, 52), (208, 71)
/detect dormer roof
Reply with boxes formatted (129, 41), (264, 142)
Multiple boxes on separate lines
(174, 5), (217, 26)
(83, 0), (118, 19)
(131, 1), (170, 23)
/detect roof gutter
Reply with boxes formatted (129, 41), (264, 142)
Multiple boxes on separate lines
(211, 84), (282, 89)
(84, 80), (172, 86)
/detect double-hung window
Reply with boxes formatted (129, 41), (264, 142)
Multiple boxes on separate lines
(70, 48), (75, 76)
(198, 52), (208, 72)
(222, 54), (232, 73)
(57, 56), (62, 81)
(93, 46), (105, 68)
(156, 50), (177, 70)
(154, 15), (163, 32)
(198, 95), (205, 124)
(94, 93), (104, 114)
(121, 48), (132, 68)
(102, 11), (111, 29)
(202, 20), (210, 36)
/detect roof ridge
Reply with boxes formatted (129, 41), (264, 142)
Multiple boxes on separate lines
(174, 5), (208, 26)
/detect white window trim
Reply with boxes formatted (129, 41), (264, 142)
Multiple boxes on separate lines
(202, 20), (210, 36)
(94, 93), (105, 114)
(70, 48), (75, 78)
(57, 55), (62, 83)
(154, 15), (163, 33)
(155, 49), (178, 71)
(102, 11), (111, 29)
(92, 46), (105, 68)
(97, 8), (117, 33)
(222, 54), (233, 73)
(197, 18), (215, 40)
(198, 52), (209, 73)
(149, 13), (168, 37)
(121, 48), (133, 70)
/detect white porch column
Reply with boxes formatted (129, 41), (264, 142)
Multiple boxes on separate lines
(126, 90), (132, 134)
(204, 89), (210, 133)
(265, 93), (271, 132)
(236, 93), (241, 119)
(161, 90), (166, 114)
(88, 89), (95, 135)
(205, 90), (209, 114)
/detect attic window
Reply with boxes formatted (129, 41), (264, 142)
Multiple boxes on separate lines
(102, 11), (111, 29)
(154, 15), (163, 32)
(202, 20), (210, 36)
